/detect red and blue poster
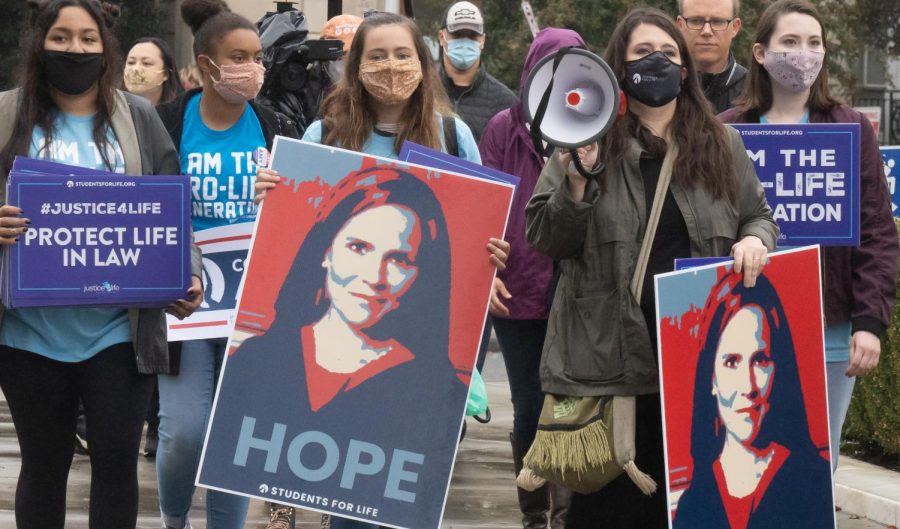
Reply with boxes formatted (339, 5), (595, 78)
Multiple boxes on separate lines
(655, 246), (835, 529)
(197, 138), (515, 529)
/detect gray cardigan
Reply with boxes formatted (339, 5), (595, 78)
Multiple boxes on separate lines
(0, 88), (203, 374)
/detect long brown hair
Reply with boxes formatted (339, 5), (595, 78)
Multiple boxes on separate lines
(734, 0), (840, 116)
(318, 12), (450, 153)
(1, 0), (122, 176)
(602, 8), (737, 202)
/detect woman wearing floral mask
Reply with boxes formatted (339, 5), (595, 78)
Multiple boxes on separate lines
(154, 0), (298, 528)
(124, 37), (182, 106)
(720, 0), (898, 478)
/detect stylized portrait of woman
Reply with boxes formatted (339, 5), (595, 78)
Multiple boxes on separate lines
(673, 272), (832, 529)
(261, 164), (457, 410)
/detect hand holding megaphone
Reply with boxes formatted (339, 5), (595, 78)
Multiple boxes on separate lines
(559, 143), (599, 183)
(523, 47), (620, 179)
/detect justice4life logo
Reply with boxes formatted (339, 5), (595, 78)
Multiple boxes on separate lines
(83, 281), (120, 293)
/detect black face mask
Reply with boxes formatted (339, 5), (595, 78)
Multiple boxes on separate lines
(42, 51), (105, 95)
(623, 51), (683, 108)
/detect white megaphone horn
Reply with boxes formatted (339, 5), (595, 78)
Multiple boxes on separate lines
(522, 47), (621, 179)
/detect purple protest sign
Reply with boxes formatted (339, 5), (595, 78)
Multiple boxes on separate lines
(5, 172), (191, 308)
(732, 124), (860, 246)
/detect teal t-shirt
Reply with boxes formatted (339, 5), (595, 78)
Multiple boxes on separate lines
(302, 116), (482, 163)
(181, 93), (266, 230)
(0, 112), (131, 362)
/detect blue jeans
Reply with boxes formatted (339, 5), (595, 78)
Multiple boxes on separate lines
(156, 338), (249, 529)
(826, 360), (856, 472)
(493, 318), (547, 447)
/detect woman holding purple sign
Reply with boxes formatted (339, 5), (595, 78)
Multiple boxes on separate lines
(719, 0), (899, 473)
(0, 1), (204, 528)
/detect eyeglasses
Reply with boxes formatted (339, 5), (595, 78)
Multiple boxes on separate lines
(681, 16), (734, 31)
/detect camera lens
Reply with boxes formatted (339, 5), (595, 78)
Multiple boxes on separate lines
(279, 61), (308, 92)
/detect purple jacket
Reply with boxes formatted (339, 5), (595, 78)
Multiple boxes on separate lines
(720, 105), (899, 336)
(479, 28), (587, 320)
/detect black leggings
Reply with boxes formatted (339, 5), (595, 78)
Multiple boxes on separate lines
(0, 342), (154, 529)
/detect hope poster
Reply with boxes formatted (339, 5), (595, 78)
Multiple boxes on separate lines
(655, 246), (835, 529)
(198, 138), (515, 529)
(732, 124), (860, 246)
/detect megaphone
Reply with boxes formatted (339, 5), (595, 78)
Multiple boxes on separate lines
(522, 47), (621, 178)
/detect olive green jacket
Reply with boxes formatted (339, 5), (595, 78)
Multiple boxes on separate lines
(525, 126), (778, 396)
(0, 88), (203, 374)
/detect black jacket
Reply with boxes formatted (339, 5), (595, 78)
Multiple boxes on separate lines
(700, 54), (747, 114)
(156, 87), (299, 151)
(440, 63), (517, 143)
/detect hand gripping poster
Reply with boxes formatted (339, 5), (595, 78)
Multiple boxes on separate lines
(198, 138), (515, 529)
(655, 246), (835, 529)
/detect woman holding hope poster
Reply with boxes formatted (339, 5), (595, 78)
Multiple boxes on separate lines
(254, 11), (509, 529)
(719, 0), (899, 473)
(0, 0), (203, 527)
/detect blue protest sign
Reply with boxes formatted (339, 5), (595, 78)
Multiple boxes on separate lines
(399, 141), (521, 187)
(732, 124), (860, 246)
(880, 146), (900, 217)
(4, 170), (191, 308)
(673, 256), (731, 271)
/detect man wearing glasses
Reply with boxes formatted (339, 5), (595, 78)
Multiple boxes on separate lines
(676, 0), (746, 113)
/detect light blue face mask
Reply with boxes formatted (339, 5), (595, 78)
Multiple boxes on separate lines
(446, 38), (482, 70)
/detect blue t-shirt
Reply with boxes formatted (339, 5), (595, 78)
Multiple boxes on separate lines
(181, 94), (266, 231)
(302, 116), (482, 163)
(0, 112), (131, 362)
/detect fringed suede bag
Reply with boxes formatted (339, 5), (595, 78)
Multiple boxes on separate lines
(517, 144), (680, 496)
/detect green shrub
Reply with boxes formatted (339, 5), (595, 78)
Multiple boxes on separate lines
(843, 218), (900, 455)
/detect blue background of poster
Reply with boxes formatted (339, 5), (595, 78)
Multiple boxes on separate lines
(732, 124), (860, 246)
(6, 172), (190, 307)
(880, 146), (900, 217)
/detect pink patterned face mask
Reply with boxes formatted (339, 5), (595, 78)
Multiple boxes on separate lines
(762, 48), (825, 93)
(205, 57), (265, 104)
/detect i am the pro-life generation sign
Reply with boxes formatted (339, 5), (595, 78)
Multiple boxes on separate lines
(3, 159), (191, 308)
(732, 124), (860, 246)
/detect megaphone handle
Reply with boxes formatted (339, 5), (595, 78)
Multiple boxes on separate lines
(570, 148), (605, 179)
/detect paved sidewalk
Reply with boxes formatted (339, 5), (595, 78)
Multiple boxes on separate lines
(0, 351), (894, 528)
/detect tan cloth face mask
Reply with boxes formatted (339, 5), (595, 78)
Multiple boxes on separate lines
(358, 58), (423, 106)
(123, 64), (167, 93)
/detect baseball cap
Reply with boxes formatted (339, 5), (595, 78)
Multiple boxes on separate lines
(321, 14), (363, 53)
(443, 1), (484, 35)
